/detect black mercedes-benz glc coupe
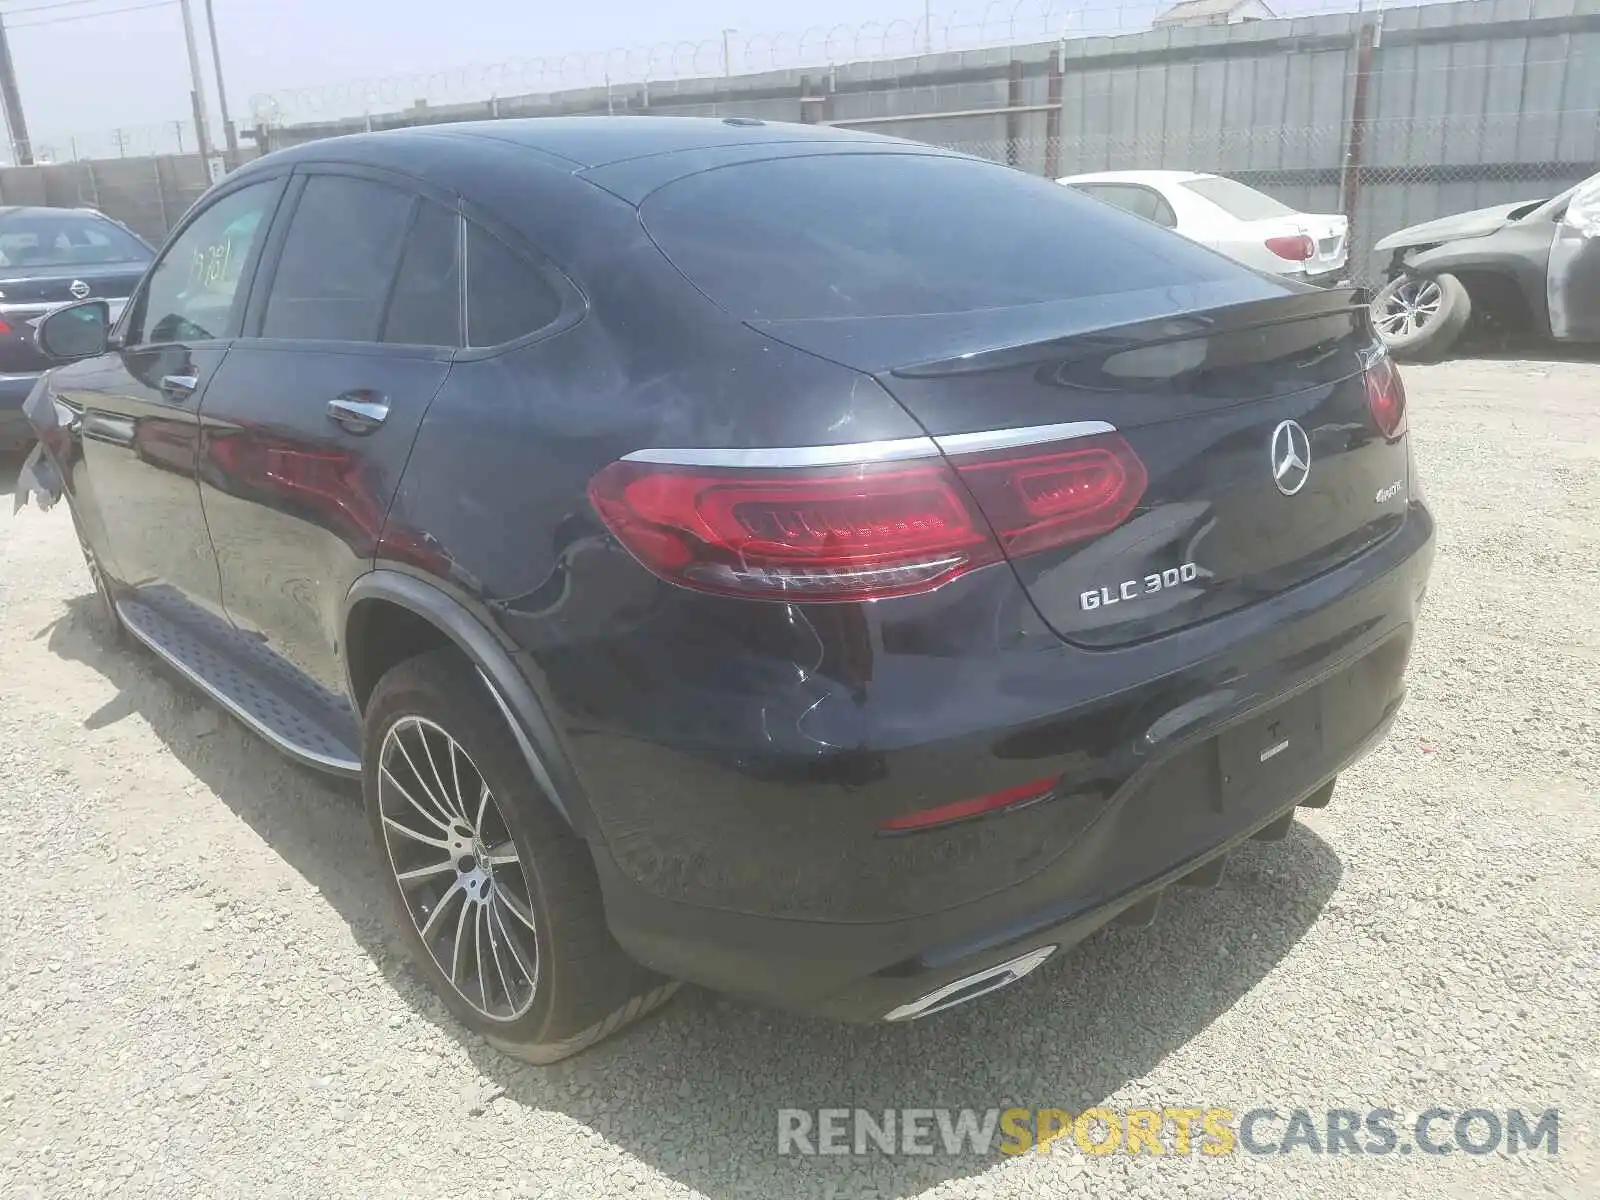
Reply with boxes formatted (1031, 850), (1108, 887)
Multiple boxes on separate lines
(15, 117), (1434, 1062)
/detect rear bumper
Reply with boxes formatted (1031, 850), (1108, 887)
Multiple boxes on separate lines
(588, 501), (1435, 1020)
(1303, 267), (1351, 288)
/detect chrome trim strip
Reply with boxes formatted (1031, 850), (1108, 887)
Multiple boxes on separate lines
(115, 600), (362, 776)
(622, 436), (939, 469)
(935, 420), (1115, 455)
(883, 944), (1058, 1022)
(619, 422), (1115, 470)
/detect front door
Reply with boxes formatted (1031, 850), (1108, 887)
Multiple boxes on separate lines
(196, 169), (461, 695)
(1548, 173), (1600, 343)
(49, 177), (285, 627)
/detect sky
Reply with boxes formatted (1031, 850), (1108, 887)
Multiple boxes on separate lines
(0, 0), (1359, 160)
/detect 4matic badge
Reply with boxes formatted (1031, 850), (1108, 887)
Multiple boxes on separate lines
(1081, 562), (1200, 611)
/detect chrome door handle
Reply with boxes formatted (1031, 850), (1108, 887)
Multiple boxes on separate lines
(326, 393), (390, 434)
(160, 373), (198, 400)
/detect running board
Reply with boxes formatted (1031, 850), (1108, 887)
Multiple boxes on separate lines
(116, 597), (362, 776)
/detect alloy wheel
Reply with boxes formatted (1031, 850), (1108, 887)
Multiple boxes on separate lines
(377, 715), (540, 1021)
(1375, 277), (1443, 339)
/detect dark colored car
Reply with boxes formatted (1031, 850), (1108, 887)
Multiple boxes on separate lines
(13, 117), (1434, 1062)
(1370, 168), (1600, 360)
(0, 206), (152, 451)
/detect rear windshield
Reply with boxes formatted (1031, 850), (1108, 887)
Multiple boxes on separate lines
(1181, 176), (1296, 221)
(641, 154), (1243, 321)
(0, 212), (149, 268)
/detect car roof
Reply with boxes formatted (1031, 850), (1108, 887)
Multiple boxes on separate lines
(258, 116), (899, 174)
(1056, 170), (1214, 186)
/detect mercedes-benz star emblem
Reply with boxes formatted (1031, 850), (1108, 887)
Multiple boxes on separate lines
(68, 279), (90, 300)
(1270, 419), (1312, 496)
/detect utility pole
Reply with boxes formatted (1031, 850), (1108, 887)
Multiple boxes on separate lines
(177, 0), (215, 164)
(0, 11), (33, 165)
(203, 0), (238, 153)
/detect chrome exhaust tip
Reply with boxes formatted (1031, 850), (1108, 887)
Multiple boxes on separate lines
(882, 945), (1057, 1022)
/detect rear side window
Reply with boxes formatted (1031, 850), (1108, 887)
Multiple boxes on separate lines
(1181, 176), (1296, 221)
(263, 175), (413, 342)
(641, 154), (1239, 321)
(1075, 183), (1177, 228)
(384, 200), (462, 347)
(465, 223), (561, 347)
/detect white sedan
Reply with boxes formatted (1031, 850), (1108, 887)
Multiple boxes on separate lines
(1058, 170), (1349, 284)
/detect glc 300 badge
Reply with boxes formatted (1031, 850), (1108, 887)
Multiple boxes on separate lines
(1081, 562), (1200, 611)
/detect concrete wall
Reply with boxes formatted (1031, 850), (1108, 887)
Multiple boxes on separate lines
(0, 151), (258, 245)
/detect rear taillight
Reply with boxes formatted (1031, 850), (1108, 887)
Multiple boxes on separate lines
(588, 432), (1148, 602)
(1265, 234), (1314, 262)
(878, 776), (1058, 834)
(0, 317), (12, 336)
(951, 436), (1148, 557)
(1364, 352), (1408, 439)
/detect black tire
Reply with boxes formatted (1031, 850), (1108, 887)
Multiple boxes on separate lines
(1371, 271), (1472, 362)
(362, 648), (677, 1064)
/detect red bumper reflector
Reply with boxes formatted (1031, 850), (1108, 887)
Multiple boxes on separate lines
(877, 776), (1058, 833)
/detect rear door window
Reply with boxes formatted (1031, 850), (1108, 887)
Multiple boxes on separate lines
(262, 175), (414, 342)
(383, 200), (462, 347)
(641, 154), (1238, 321)
(1075, 183), (1177, 228)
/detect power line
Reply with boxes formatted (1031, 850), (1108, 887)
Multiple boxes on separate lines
(7, 0), (175, 28)
(0, 0), (148, 15)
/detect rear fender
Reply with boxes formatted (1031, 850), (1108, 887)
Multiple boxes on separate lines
(343, 569), (597, 840)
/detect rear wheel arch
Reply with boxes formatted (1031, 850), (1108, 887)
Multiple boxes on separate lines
(342, 571), (593, 838)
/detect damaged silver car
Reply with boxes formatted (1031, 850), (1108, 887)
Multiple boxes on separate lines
(1370, 169), (1600, 360)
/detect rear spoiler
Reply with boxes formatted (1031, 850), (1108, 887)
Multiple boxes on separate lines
(894, 285), (1374, 379)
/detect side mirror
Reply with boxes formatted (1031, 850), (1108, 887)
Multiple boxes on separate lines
(36, 299), (110, 361)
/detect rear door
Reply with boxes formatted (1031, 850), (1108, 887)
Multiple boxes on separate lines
(641, 152), (1411, 648)
(1548, 173), (1600, 342)
(197, 167), (460, 694)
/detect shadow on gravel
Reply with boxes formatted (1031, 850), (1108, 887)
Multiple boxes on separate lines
(47, 592), (1344, 1200)
(1433, 331), (1600, 365)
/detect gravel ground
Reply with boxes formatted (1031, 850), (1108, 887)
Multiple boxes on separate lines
(2, 355), (1598, 1200)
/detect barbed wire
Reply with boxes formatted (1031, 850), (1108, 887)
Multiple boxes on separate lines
(246, 0), (1441, 126)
